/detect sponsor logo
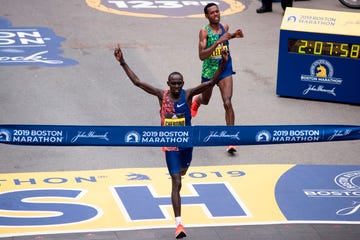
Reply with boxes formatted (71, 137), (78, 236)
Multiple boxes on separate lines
(336, 201), (360, 216)
(327, 129), (352, 141)
(0, 17), (77, 66)
(85, 0), (246, 18)
(203, 131), (240, 143)
(176, 103), (185, 108)
(303, 85), (336, 96)
(71, 131), (109, 143)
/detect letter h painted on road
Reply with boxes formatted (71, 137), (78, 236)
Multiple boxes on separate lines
(112, 183), (250, 221)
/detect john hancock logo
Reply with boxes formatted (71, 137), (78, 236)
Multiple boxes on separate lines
(0, 17), (77, 67)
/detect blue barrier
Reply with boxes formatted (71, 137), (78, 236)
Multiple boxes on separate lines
(0, 124), (359, 147)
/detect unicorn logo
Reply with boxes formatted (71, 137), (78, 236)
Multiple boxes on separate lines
(316, 64), (327, 77)
(310, 59), (334, 78)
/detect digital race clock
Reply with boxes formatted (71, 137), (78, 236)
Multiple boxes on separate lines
(276, 8), (360, 105)
(288, 39), (360, 59)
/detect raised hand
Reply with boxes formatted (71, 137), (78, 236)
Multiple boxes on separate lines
(114, 43), (125, 64)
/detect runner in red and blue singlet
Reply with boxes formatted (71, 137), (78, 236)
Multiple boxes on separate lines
(114, 44), (228, 239)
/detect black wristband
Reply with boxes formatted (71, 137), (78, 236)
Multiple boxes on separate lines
(120, 62), (126, 66)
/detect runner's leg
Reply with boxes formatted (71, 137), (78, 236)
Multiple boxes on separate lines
(170, 173), (182, 218)
(218, 75), (237, 153)
(218, 75), (234, 125)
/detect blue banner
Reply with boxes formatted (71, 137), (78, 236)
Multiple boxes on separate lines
(0, 124), (359, 147)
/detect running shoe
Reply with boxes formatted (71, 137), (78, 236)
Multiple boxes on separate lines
(175, 224), (187, 239)
(191, 95), (200, 117)
(227, 145), (237, 154)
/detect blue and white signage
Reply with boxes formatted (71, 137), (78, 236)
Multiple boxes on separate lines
(0, 17), (77, 67)
(276, 8), (360, 104)
(0, 124), (359, 147)
(276, 165), (360, 221)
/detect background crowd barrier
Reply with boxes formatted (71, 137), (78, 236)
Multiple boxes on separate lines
(0, 124), (359, 147)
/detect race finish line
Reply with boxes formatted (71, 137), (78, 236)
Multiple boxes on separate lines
(0, 124), (359, 147)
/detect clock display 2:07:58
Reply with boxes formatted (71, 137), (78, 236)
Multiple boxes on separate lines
(288, 39), (360, 59)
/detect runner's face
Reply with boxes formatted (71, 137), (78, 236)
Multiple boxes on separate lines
(168, 75), (184, 96)
(206, 6), (220, 24)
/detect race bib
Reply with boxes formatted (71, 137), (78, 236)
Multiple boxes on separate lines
(164, 113), (185, 126)
(210, 45), (228, 60)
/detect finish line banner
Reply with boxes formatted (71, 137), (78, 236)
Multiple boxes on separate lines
(0, 124), (359, 147)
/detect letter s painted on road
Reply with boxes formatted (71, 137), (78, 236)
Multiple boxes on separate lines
(0, 189), (99, 226)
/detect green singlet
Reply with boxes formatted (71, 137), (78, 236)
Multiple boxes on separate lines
(201, 24), (226, 79)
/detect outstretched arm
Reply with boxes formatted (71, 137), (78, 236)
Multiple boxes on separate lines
(114, 44), (163, 99)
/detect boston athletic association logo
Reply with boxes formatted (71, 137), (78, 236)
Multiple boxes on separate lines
(301, 59), (343, 97)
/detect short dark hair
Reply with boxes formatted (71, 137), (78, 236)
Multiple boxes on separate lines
(168, 71), (183, 81)
(204, 2), (218, 14)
